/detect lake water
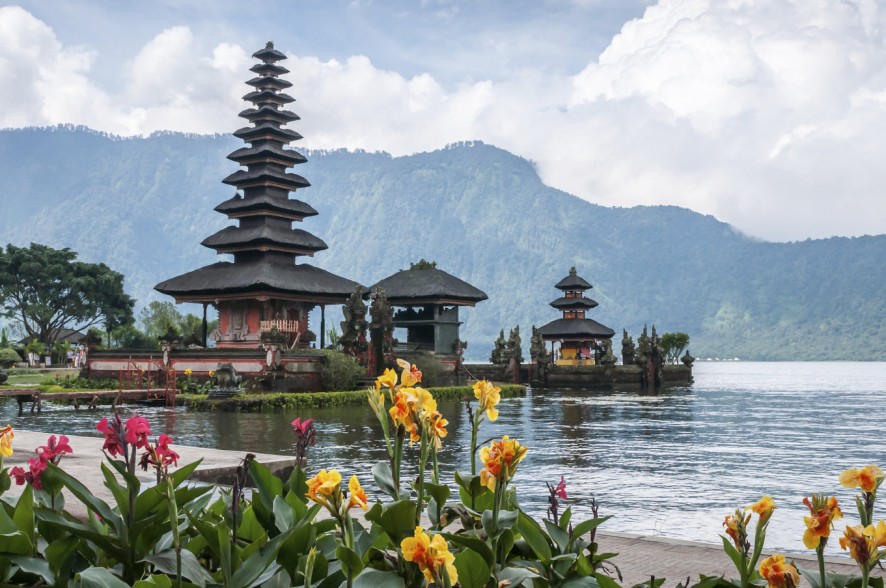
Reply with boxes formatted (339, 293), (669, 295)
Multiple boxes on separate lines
(4, 361), (885, 554)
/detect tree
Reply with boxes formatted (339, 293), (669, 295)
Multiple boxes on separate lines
(660, 332), (690, 364)
(139, 301), (183, 339)
(0, 243), (135, 347)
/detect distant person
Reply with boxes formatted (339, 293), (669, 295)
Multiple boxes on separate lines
(66, 349), (74, 368)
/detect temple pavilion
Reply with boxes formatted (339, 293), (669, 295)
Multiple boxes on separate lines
(155, 43), (360, 349)
(371, 261), (487, 355)
(537, 267), (614, 365)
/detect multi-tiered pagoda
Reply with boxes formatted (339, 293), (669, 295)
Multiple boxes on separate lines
(155, 43), (360, 349)
(537, 267), (614, 364)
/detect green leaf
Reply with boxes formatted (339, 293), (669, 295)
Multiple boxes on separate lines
(545, 519), (570, 552)
(595, 572), (623, 588)
(133, 574), (174, 588)
(272, 495), (294, 534)
(559, 507), (572, 531)
(454, 548), (491, 588)
(372, 462), (399, 500)
(515, 511), (552, 562)
(75, 566), (130, 588)
(443, 533), (495, 569)
(719, 536), (744, 575)
(424, 482), (450, 508)
(45, 463), (124, 537)
(336, 544), (365, 578)
(12, 484), (34, 544)
(248, 460), (283, 512)
(374, 499), (417, 542)
(44, 535), (80, 580)
(35, 508), (126, 561)
(230, 529), (292, 588)
(0, 530), (33, 555)
(562, 577), (602, 587)
(497, 566), (542, 587)
(6, 555), (52, 584)
(570, 516), (613, 541)
(101, 462), (131, 518)
(286, 466), (308, 501)
(352, 568), (405, 588)
(143, 549), (216, 588)
(279, 523), (316, 578)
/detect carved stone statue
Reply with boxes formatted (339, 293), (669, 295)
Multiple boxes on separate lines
(621, 329), (635, 366)
(529, 325), (551, 383)
(636, 324), (651, 366)
(369, 287), (395, 372)
(490, 329), (507, 365)
(505, 326), (523, 383)
(340, 286), (368, 363)
(207, 363), (243, 399)
(681, 349), (695, 367)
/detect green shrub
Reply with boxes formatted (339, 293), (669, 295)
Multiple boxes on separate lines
(0, 347), (21, 368)
(318, 349), (365, 391)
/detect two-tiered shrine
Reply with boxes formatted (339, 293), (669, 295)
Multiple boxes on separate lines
(155, 43), (359, 349)
(537, 267), (615, 364)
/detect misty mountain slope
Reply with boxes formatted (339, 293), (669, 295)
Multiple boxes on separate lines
(1, 127), (883, 360)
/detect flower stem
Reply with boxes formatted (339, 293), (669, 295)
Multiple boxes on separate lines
(817, 541), (827, 588)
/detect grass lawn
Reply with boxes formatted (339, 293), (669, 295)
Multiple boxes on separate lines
(1, 373), (59, 387)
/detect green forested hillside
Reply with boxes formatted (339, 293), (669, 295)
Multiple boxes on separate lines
(1, 127), (883, 360)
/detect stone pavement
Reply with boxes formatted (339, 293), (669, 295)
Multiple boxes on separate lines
(6, 430), (874, 586)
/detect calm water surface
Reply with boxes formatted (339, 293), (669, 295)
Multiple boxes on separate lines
(4, 361), (885, 554)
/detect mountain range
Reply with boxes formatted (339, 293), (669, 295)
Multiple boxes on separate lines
(1, 126), (884, 361)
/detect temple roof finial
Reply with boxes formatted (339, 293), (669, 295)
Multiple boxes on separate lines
(569, 266), (576, 275)
(266, 41), (274, 49)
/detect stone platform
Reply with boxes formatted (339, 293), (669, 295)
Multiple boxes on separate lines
(5, 431), (871, 586)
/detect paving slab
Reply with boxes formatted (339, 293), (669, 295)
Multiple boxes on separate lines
(4, 430), (874, 586)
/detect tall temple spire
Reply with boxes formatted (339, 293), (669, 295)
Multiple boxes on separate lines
(155, 43), (360, 349)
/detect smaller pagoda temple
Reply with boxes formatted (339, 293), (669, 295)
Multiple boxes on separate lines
(537, 267), (615, 365)
(371, 260), (487, 355)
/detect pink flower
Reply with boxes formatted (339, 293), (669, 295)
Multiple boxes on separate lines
(291, 418), (314, 436)
(555, 476), (568, 499)
(36, 435), (73, 464)
(125, 416), (151, 449)
(97, 415), (125, 457)
(11, 458), (47, 490)
(140, 434), (180, 473)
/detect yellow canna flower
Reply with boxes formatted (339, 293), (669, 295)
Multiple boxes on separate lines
(749, 496), (776, 523)
(347, 475), (369, 511)
(840, 465), (884, 493)
(401, 527), (458, 585)
(802, 495), (842, 549)
(375, 368), (398, 393)
(759, 554), (799, 588)
(840, 521), (886, 566)
(0, 425), (13, 458)
(479, 435), (528, 491)
(396, 358), (422, 388)
(473, 380), (501, 421)
(429, 412), (448, 439)
(184, 368), (192, 376)
(208, 370), (216, 378)
(305, 469), (342, 508)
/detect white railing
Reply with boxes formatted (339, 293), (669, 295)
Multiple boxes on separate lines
(259, 319), (300, 333)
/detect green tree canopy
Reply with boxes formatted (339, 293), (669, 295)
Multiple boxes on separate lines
(660, 332), (690, 364)
(0, 243), (135, 347)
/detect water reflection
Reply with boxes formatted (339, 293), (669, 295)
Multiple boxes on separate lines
(4, 362), (885, 554)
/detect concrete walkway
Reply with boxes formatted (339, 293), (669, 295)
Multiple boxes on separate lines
(5, 431), (873, 586)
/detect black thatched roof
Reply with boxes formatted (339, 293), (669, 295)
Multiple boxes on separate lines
(252, 45), (287, 63)
(555, 272), (592, 291)
(237, 107), (300, 125)
(250, 62), (289, 76)
(537, 318), (615, 340)
(371, 267), (487, 306)
(245, 76), (293, 91)
(222, 168), (310, 191)
(242, 89), (295, 105)
(549, 296), (599, 310)
(214, 194), (317, 219)
(233, 124), (303, 143)
(227, 143), (306, 166)
(202, 225), (327, 253)
(155, 258), (361, 302)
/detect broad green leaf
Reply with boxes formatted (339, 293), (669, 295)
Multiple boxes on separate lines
(454, 548), (490, 588)
(372, 462), (399, 500)
(719, 536), (744, 575)
(515, 511), (552, 562)
(375, 499), (417, 542)
(562, 576), (601, 587)
(497, 566), (542, 587)
(143, 549), (215, 588)
(6, 554), (52, 584)
(544, 519), (570, 552)
(231, 529), (292, 588)
(75, 566), (130, 588)
(272, 495), (294, 534)
(45, 463), (124, 537)
(133, 574), (174, 587)
(248, 460), (283, 512)
(336, 544), (365, 577)
(286, 466), (308, 501)
(570, 516), (613, 541)
(352, 568), (405, 588)
(443, 533), (495, 569)
(12, 484), (34, 544)
(101, 462), (131, 518)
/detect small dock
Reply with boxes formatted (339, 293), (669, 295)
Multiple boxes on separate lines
(0, 388), (175, 414)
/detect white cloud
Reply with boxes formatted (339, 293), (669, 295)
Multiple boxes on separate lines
(1, 2), (886, 240)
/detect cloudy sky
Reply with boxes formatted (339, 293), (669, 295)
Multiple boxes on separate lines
(1, 0), (885, 242)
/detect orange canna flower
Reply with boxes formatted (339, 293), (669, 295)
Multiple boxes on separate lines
(749, 496), (776, 523)
(802, 495), (842, 549)
(305, 469), (342, 508)
(397, 358), (423, 387)
(479, 435), (528, 491)
(429, 412), (448, 439)
(401, 527), (458, 585)
(759, 554), (799, 588)
(184, 368), (192, 377)
(839, 521), (886, 565)
(0, 425), (13, 458)
(347, 475), (368, 511)
(840, 465), (884, 493)
(473, 380), (501, 421)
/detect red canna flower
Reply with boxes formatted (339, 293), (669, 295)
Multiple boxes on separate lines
(291, 418), (314, 436)
(11, 458), (47, 490)
(36, 435), (73, 464)
(554, 476), (568, 499)
(97, 414), (125, 457)
(125, 416), (151, 449)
